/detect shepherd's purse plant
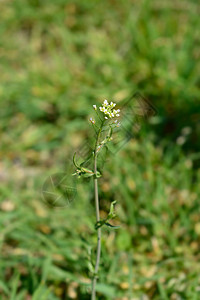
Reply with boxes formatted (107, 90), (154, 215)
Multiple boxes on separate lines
(72, 99), (121, 300)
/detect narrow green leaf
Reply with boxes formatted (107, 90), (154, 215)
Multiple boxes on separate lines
(73, 152), (79, 168)
(10, 272), (20, 300)
(0, 280), (10, 296)
(105, 222), (120, 229)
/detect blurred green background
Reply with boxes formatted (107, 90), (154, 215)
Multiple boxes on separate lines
(1, 0), (200, 299)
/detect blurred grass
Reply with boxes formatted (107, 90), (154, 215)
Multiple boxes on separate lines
(0, 0), (200, 299)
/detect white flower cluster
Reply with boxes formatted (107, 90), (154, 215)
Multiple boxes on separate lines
(98, 99), (120, 120)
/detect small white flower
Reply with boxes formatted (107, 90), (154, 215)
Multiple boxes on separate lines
(103, 99), (108, 106)
(105, 117), (108, 119)
(93, 105), (97, 110)
(89, 117), (95, 124)
(116, 114), (120, 117)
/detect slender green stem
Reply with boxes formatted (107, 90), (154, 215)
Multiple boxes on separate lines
(91, 121), (104, 300)
(91, 158), (101, 300)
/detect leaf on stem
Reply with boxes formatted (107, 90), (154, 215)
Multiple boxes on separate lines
(72, 152), (101, 179)
(95, 201), (120, 230)
(105, 222), (120, 229)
